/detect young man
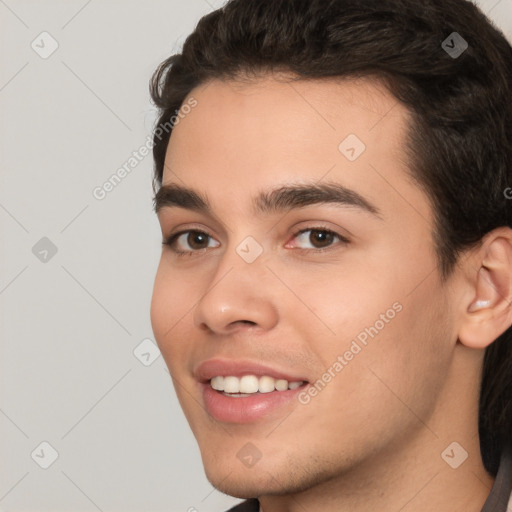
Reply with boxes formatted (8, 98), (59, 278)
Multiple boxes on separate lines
(149, 0), (512, 510)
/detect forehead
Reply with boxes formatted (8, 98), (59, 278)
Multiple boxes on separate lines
(162, 75), (432, 225)
(167, 75), (405, 163)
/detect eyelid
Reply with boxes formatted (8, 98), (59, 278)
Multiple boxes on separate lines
(285, 226), (349, 251)
(162, 221), (217, 242)
(163, 228), (220, 254)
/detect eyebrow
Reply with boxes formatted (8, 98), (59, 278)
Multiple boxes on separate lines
(153, 182), (381, 218)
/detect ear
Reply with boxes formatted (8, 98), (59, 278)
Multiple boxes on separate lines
(458, 227), (512, 349)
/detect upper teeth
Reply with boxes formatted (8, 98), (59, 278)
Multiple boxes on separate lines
(210, 375), (304, 394)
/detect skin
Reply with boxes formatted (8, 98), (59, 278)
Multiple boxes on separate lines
(151, 74), (512, 512)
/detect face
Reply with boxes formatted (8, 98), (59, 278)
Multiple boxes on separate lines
(151, 75), (459, 497)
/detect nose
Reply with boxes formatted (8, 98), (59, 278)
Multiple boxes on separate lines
(193, 248), (279, 335)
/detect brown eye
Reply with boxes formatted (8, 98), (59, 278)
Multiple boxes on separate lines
(187, 231), (210, 250)
(164, 230), (220, 254)
(287, 227), (348, 251)
(309, 229), (335, 248)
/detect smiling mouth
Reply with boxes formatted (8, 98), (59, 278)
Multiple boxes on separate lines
(210, 375), (307, 396)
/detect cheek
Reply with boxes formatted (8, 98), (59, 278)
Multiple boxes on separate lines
(288, 302), (451, 460)
(150, 262), (198, 369)
(282, 251), (452, 418)
(274, 257), (398, 352)
(339, 280), (453, 429)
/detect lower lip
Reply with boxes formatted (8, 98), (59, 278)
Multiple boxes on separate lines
(201, 382), (306, 423)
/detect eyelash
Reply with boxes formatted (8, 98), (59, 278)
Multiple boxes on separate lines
(162, 226), (349, 257)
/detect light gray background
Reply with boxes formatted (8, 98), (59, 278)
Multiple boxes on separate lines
(1, 1), (511, 511)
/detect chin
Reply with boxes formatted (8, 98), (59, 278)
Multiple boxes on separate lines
(203, 466), (272, 498)
(202, 455), (337, 499)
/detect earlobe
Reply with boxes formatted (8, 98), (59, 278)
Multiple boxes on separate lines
(458, 230), (512, 350)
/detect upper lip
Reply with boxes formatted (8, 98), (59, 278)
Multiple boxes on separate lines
(194, 358), (309, 383)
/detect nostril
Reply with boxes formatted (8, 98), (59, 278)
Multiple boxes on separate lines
(228, 320), (258, 329)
